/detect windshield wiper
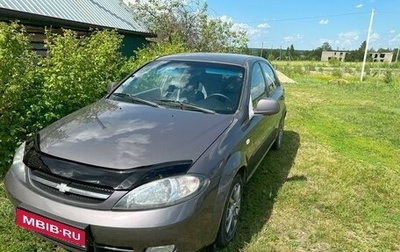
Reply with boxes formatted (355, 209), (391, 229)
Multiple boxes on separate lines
(111, 93), (160, 108)
(155, 99), (216, 114)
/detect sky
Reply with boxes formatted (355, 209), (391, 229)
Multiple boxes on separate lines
(205, 0), (400, 50)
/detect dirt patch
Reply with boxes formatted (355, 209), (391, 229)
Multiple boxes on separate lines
(276, 70), (296, 84)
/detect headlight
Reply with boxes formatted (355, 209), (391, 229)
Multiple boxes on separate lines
(113, 175), (208, 210)
(10, 141), (26, 183)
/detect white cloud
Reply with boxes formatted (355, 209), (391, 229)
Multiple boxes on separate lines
(339, 31), (359, 41)
(390, 30), (396, 34)
(211, 15), (265, 48)
(283, 34), (303, 42)
(319, 19), (329, 25)
(370, 32), (380, 42)
(355, 4), (363, 8)
(232, 22), (259, 36)
(336, 31), (360, 49)
(318, 38), (334, 45)
(389, 34), (400, 44)
(217, 15), (257, 36)
(317, 32), (361, 50)
(257, 23), (270, 29)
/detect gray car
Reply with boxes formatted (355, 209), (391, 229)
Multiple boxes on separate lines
(5, 53), (286, 252)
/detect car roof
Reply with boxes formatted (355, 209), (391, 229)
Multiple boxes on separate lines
(156, 52), (265, 67)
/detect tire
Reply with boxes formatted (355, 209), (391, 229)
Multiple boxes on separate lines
(272, 120), (284, 150)
(216, 174), (243, 248)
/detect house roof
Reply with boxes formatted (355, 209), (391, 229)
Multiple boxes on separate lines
(0, 0), (153, 36)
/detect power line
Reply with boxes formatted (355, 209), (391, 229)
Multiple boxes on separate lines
(375, 10), (400, 14)
(232, 11), (371, 24)
(211, 9), (400, 25)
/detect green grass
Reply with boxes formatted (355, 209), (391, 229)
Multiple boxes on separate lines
(272, 60), (400, 82)
(1, 73), (400, 251)
(215, 76), (400, 251)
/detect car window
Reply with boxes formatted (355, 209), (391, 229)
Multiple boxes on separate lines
(112, 60), (244, 114)
(250, 63), (266, 105)
(260, 62), (278, 96)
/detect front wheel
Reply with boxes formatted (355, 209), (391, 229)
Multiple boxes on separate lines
(272, 120), (284, 150)
(216, 174), (243, 248)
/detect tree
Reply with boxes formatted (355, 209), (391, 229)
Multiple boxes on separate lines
(288, 44), (297, 60)
(321, 42), (332, 51)
(306, 42), (332, 61)
(377, 48), (390, 53)
(129, 0), (248, 52)
(286, 46), (290, 60)
(307, 42), (333, 61)
(347, 41), (366, 62)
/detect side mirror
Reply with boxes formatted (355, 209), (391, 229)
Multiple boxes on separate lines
(254, 98), (280, 115)
(107, 82), (118, 93)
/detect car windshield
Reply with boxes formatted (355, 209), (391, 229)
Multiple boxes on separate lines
(110, 60), (245, 114)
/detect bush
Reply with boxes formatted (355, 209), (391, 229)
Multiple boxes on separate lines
(37, 29), (125, 123)
(332, 68), (344, 78)
(383, 70), (393, 84)
(0, 22), (38, 173)
(0, 24), (128, 176)
(328, 58), (342, 67)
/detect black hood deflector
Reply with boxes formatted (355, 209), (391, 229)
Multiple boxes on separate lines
(24, 139), (192, 190)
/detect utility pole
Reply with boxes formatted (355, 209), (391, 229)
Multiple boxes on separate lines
(360, 8), (375, 82)
(260, 42), (264, 57)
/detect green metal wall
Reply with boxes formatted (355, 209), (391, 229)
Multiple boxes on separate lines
(121, 34), (149, 57)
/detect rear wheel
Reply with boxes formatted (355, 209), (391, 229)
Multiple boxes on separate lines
(216, 174), (243, 248)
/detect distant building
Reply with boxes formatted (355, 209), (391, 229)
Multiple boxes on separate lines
(0, 0), (155, 57)
(321, 51), (347, 62)
(370, 52), (393, 63)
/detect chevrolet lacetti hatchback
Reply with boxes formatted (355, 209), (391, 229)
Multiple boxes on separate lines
(5, 53), (286, 252)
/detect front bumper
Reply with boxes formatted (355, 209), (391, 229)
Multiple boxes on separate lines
(4, 167), (219, 251)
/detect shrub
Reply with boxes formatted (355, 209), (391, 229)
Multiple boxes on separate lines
(0, 22), (38, 173)
(332, 68), (343, 78)
(328, 58), (342, 67)
(306, 63), (316, 71)
(37, 29), (125, 123)
(383, 70), (393, 84)
(0, 25), (127, 176)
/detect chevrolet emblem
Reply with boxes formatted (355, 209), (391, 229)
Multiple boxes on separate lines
(56, 183), (69, 193)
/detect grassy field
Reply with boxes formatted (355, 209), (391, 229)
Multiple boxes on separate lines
(219, 72), (400, 251)
(1, 65), (400, 251)
(272, 60), (400, 83)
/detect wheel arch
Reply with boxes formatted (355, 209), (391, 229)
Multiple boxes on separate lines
(209, 151), (247, 243)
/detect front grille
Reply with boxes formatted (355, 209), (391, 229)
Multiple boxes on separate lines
(30, 169), (114, 204)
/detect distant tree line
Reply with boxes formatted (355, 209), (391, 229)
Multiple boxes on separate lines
(250, 41), (399, 62)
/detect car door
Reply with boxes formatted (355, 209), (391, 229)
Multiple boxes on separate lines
(244, 61), (280, 178)
(260, 61), (285, 134)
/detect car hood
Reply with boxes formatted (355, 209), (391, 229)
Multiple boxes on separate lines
(39, 99), (233, 170)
